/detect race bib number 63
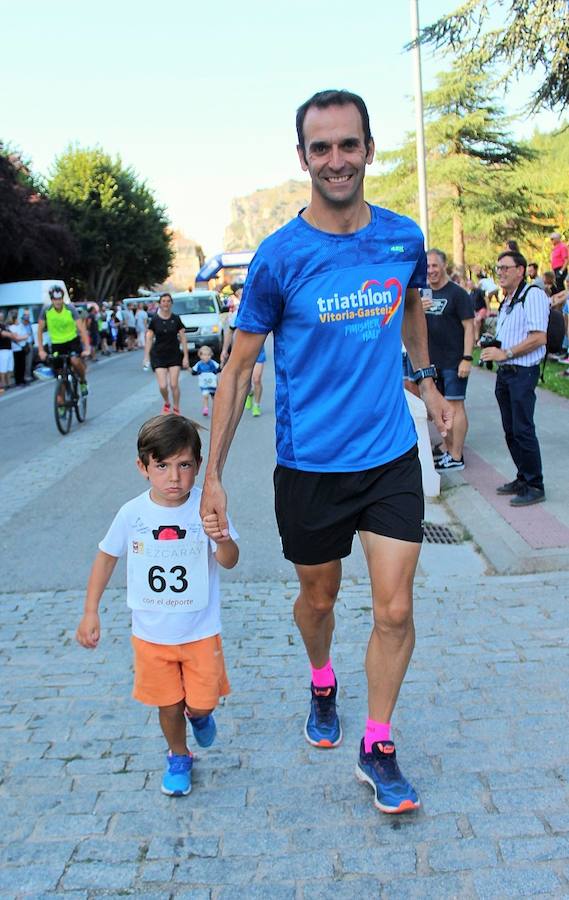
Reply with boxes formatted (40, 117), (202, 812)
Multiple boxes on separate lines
(127, 530), (209, 613)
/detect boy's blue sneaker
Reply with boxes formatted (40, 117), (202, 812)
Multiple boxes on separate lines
(304, 680), (342, 748)
(161, 751), (192, 796)
(356, 739), (420, 814)
(187, 712), (217, 748)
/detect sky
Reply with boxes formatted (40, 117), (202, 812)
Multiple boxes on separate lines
(2, 0), (563, 258)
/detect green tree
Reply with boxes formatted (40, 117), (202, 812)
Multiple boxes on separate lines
(508, 125), (569, 267)
(414, 0), (569, 114)
(0, 144), (76, 282)
(366, 66), (542, 272)
(48, 147), (173, 301)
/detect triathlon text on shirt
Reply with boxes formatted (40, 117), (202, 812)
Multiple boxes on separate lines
(316, 278), (403, 326)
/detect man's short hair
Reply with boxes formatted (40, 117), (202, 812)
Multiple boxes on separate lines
(498, 250), (527, 275)
(159, 292), (172, 303)
(427, 248), (447, 265)
(137, 415), (202, 467)
(296, 89), (372, 155)
(528, 262), (539, 270)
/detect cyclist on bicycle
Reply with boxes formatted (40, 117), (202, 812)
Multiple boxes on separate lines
(37, 286), (90, 396)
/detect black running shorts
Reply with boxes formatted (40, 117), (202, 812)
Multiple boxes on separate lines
(274, 445), (424, 566)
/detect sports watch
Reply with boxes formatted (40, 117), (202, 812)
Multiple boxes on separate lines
(412, 365), (437, 384)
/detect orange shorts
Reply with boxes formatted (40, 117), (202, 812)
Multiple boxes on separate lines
(131, 633), (230, 709)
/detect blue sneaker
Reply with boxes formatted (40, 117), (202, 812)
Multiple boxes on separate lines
(187, 712), (217, 748)
(304, 681), (342, 748)
(356, 739), (420, 814)
(161, 751), (192, 796)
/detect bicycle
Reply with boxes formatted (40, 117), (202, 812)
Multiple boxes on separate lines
(48, 352), (88, 434)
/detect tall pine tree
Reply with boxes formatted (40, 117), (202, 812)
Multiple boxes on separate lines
(367, 66), (544, 272)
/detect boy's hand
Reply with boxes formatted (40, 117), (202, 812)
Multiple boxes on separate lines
(202, 513), (230, 543)
(76, 613), (100, 648)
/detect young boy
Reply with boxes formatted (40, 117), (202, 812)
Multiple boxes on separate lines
(191, 346), (220, 417)
(76, 414), (239, 797)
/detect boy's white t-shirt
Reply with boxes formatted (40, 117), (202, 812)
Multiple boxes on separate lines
(99, 487), (238, 645)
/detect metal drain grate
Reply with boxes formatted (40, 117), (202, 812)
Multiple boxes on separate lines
(423, 522), (462, 544)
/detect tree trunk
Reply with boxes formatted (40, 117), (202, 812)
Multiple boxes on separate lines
(452, 183), (466, 277)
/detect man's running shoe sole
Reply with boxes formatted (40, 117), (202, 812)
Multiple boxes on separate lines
(355, 763), (420, 814)
(303, 717), (342, 748)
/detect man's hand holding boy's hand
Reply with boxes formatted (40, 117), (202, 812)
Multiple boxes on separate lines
(202, 513), (230, 543)
(76, 613), (101, 649)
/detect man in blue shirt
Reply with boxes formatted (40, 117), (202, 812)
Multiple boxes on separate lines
(201, 90), (452, 814)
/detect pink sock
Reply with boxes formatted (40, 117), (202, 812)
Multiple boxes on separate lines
(310, 659), (335, 688)
(364, 718), (392, 753)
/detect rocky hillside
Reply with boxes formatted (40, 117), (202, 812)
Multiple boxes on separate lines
(224, 179), (311, 250)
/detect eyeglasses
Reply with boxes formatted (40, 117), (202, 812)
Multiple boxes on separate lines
(495, 265), (519, 273)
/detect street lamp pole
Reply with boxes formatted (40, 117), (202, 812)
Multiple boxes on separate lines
(410, 0), (429, 246)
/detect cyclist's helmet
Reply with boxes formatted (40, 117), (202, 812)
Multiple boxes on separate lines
(49, 285), (65, 300)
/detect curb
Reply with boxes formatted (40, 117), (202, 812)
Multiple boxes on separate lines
(443, 482), (569, 574)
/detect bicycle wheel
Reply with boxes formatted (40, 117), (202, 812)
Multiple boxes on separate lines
(74, 377), (87, 422)
(54, 378), (73, 434)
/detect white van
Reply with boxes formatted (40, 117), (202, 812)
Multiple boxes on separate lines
(0, 280), (71, 345)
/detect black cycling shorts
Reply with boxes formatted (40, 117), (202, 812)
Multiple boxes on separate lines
(274, 445), (424, 566)
(51, 337), (82, 356)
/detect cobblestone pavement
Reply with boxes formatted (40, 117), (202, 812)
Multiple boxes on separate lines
(1, 572), (569, 898)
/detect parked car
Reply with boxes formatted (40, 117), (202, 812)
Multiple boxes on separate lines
(170, 291), (224, 359)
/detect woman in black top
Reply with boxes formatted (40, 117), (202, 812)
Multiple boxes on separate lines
(143, 293), (189, 414)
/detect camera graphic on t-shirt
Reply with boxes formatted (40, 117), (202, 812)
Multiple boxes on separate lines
(152, 526), (187, 541)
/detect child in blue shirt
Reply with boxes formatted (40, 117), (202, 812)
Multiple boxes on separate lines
(192, 346), (220, 416)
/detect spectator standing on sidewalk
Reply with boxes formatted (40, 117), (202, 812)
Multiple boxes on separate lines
(424, 249), (474, 471)
(135, 303), (148, 349)
(466, 277), (489, 344)
(7, 310), (28, 387)
(20, 309), (35, 383)
(480, 250), (549, 506)
(0, 311), (15, 394)
(550, 232), (568, 295)
(527, 262), (545, 290)
(125, 304), (137, 351)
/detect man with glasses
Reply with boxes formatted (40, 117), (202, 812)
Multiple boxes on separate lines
(480, 251), (549, 506)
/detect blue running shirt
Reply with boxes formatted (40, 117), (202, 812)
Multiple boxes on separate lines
(236, 205), (427, 472)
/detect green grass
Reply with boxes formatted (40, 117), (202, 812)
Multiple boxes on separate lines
(472, 348), (569, 400)
(539, 357), (569, 399)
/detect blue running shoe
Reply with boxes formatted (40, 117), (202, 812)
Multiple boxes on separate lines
(356, 739), (420, 814)
(187, 712), (217, 748)
(304, 681), (342, 748)
(161, 751), (192, 796)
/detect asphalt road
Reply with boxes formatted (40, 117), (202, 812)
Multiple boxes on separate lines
(0, 342), (367, 593)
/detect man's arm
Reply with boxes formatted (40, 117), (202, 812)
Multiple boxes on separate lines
(76, 318), (90, 356)
(458, 319), (475, 378)
(481, 331), (546, 363)
(402, 288), (453, 438)
(37, 319), (47, 360)
(200, 330), (267, 534)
